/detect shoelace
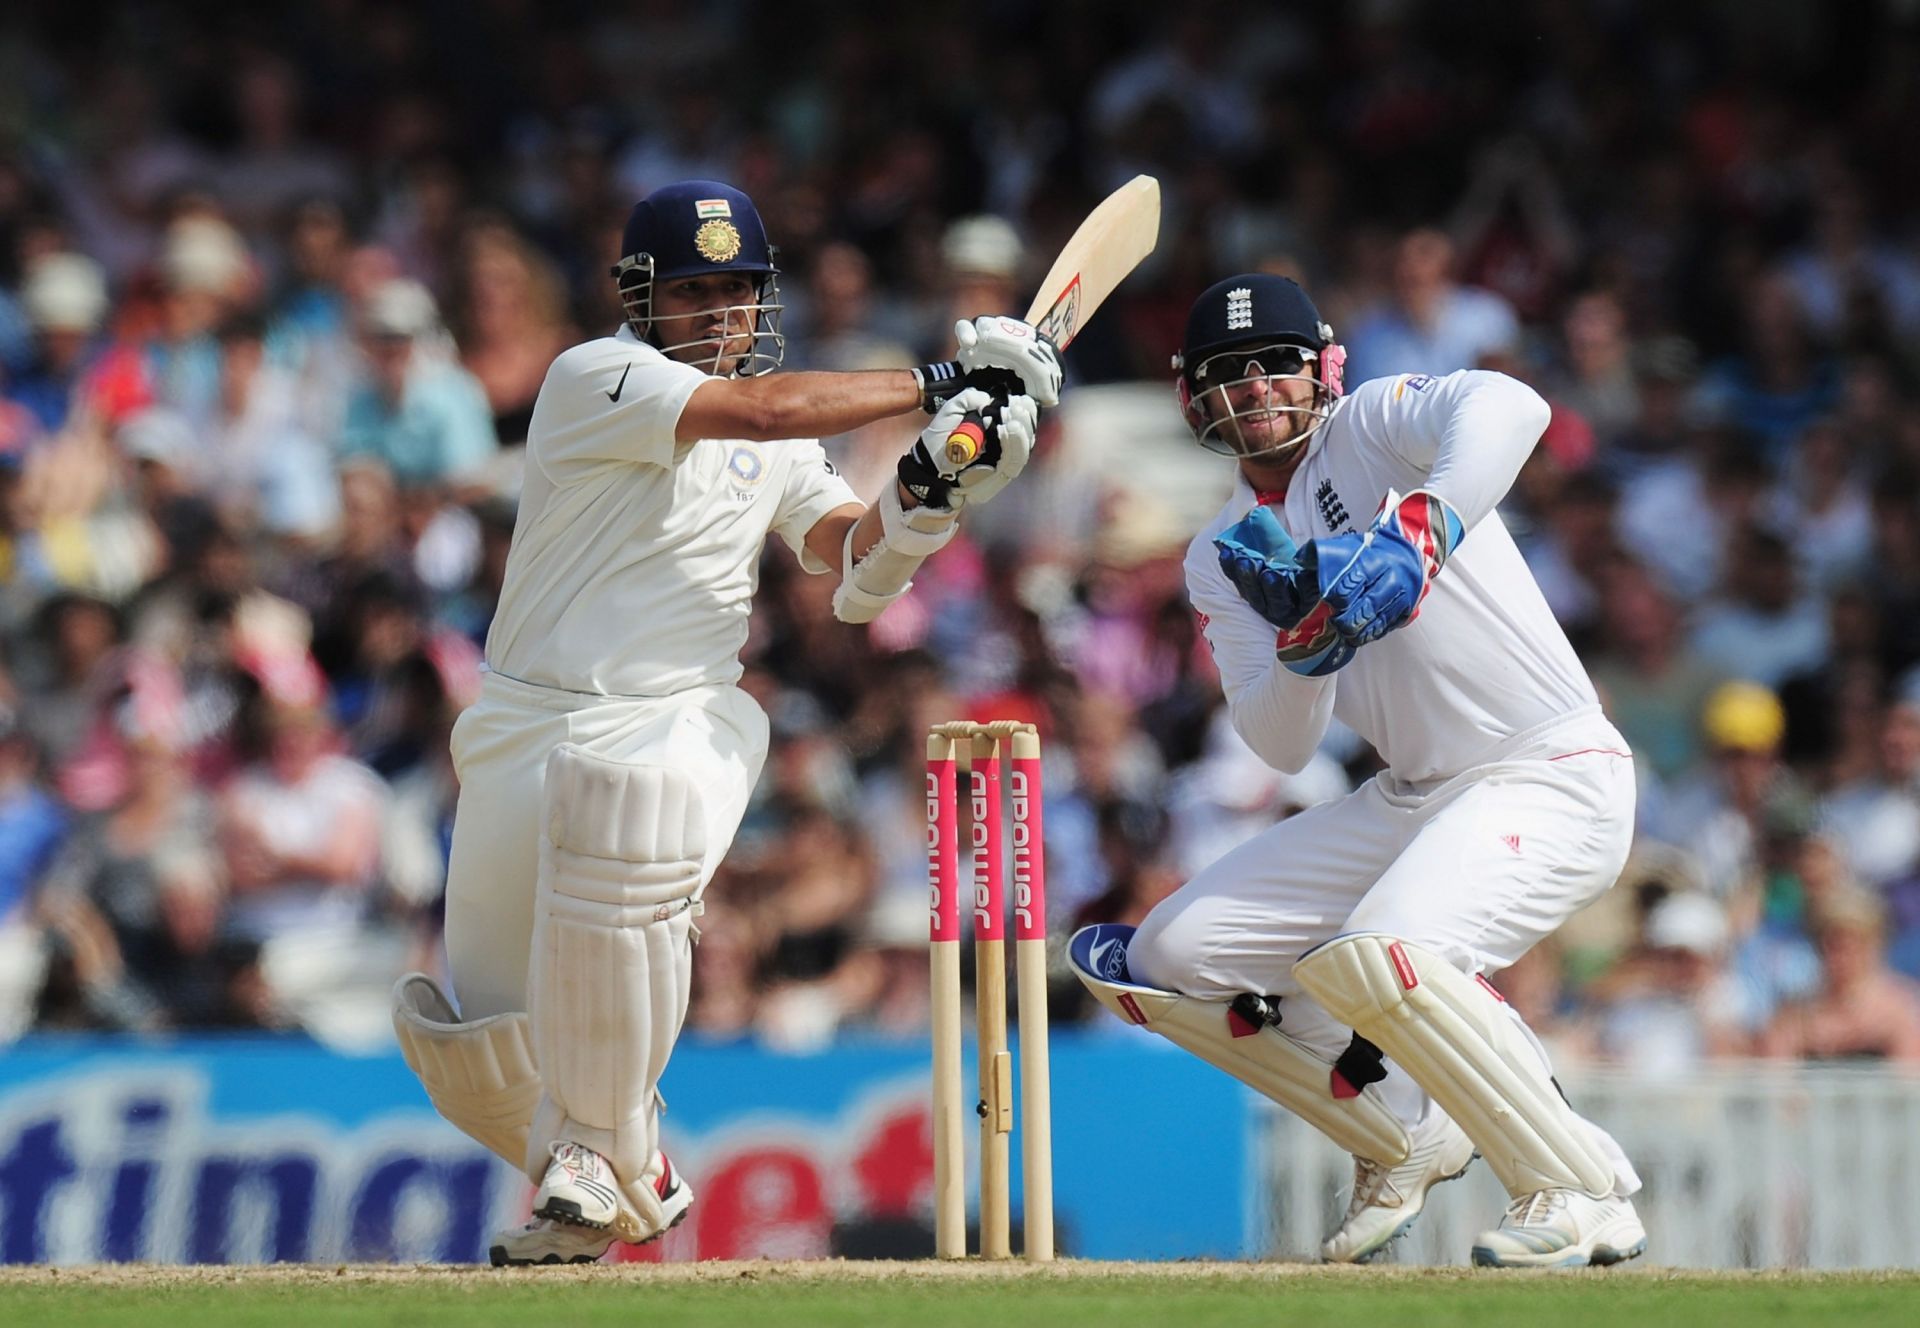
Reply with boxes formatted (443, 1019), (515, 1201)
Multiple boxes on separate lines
(1348, 1157), (1392, 1213)
(1505, 1189), (1568, 1227)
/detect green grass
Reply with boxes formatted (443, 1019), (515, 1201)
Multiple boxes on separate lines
(3, 1263), (1918, 1328)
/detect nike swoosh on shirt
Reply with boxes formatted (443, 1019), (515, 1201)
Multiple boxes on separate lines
(607, 362), (632, 402)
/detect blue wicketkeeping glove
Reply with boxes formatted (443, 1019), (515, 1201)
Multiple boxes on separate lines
(1213, 506), (1357, 677)
(1314, 489), (1467, 645)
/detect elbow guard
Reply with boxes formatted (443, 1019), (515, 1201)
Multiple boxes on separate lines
(832, 484), (959, 624)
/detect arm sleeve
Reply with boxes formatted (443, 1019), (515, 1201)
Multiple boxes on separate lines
(1349, 370), (1551, 531)
(1187, 540), (1337, 775)
(774, 440), (863, 572)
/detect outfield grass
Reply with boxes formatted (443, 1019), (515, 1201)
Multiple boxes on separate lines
(3, 1262), (1918, 1328)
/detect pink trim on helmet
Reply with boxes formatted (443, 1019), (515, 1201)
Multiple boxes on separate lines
(1321, 342), (1347, 398)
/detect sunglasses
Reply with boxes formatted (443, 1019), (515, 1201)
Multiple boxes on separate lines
(1196, 344), (1317, 383)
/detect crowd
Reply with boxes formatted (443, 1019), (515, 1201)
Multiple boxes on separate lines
(4, 1), (1920, 1068)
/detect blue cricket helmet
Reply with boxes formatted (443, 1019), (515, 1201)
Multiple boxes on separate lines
(1173, 273), (1346, 459)
(612, 179), (785, 374)
(612, 180), (777, 284)
(1176, 274), (1332, 376)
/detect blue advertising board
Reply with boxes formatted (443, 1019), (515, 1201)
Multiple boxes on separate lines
(0, 1027), (1257, 1263)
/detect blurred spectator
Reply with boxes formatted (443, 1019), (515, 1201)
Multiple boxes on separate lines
(1760, 889), (1920, 1063)
(0, 710), (66, 1040)
(448, 218), (575, 446)
(1649, 680), (1801, 898)
(1342, 229), (1521, 382)
(5, 253), (111, 437)
(1765, 417), (1873, 592)
(1545, 292), (1639, 449)
(933, 216), (1026, 359)
(1587, 892), (1748, 1078)
(1822, 696), (1920, 892)
(142, 215), (257, 431)
(1688, 520), (1830, 688)
(36, 710), (222, 1027)
(339, 280), (497, 488)
(1692, 272), (1840, 464)
(207, 313), (340, 540)
(1587, 559), (1726, 785)
(216, 672), (394, 1044)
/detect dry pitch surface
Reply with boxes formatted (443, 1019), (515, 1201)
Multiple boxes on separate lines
(3, 1261), (1918, 1328)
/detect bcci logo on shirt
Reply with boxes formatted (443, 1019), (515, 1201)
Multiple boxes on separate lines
(726, 444), (766, 493)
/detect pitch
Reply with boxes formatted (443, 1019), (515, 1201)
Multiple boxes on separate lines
(3, 1262), (1918, 1328)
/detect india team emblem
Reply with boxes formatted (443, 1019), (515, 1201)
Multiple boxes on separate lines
(696, 219), (743, 263)
(726, 444), (766, 488)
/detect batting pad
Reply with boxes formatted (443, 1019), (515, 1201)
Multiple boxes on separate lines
(527, 745), (706, 1239)
(1067, 925), (1411, 1165)
(1294, 933), (1613, 1197)
(391, 972), (540, 1169)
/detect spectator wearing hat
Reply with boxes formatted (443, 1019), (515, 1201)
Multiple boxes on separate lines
(1649, 679), (1805, 899)
(1588, 891), (1747, 1078)
(4, 253), (111, 437)
(143, 215), (257, 432)
(338, 280), (497, 489)
(932, 217), (1026, 358)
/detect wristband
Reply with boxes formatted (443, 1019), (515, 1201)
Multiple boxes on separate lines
(910, 361), (964, 413)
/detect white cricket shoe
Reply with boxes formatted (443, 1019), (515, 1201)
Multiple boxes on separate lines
(533, 1141), (625, 1229)
(1321, 1113), (1477, 1263)
(489, 1217), (616, 1267)
(1471, 1188), (1648, 1268)
(529, 1143), (696, 1240)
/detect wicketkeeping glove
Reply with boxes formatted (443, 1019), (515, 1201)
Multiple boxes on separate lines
(1312, 489), (1465, 645)
(1213, 505), (1357, 677)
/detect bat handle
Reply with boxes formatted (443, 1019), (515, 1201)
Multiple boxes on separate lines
(943, 413), (987, 469)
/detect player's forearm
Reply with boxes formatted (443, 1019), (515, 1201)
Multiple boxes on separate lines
(1202, 601), (1339, 773)
(1228, 666), (1338, 775)
(681, 371), (922, 443)
(1418, 371), (1551, 531)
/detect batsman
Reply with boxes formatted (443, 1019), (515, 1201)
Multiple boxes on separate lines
(388, 180), (1056, 1265)
(1070, 274), (1645, 1267)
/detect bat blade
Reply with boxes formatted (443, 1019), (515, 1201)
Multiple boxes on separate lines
(1024, 174), (1160, 352)
(944, 175), (1161, 467)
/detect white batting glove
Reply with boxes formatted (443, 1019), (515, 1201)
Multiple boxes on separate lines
(954, 316), (1063, 407)
(950, 393), (1038, 509)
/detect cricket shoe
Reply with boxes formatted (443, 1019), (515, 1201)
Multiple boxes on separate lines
(1471, 1188), (1647, 1268)
(533, 1141), (625, 1229)
(532, 1143), (696, 1240)
(489, 1217), (615, 1267)
(1321, 1113), (1477, 1263)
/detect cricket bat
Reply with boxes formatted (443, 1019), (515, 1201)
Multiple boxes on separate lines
(944, 175), (1161, 467)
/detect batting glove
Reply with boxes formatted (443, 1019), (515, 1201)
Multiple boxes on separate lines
(955, 316), (1063, 407)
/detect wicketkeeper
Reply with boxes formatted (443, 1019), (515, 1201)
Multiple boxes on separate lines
(1070, 274), (1645, 1267)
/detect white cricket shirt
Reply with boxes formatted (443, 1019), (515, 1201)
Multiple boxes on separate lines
(1186, 369), (1600, 784)
(486, 327), (859, 696)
